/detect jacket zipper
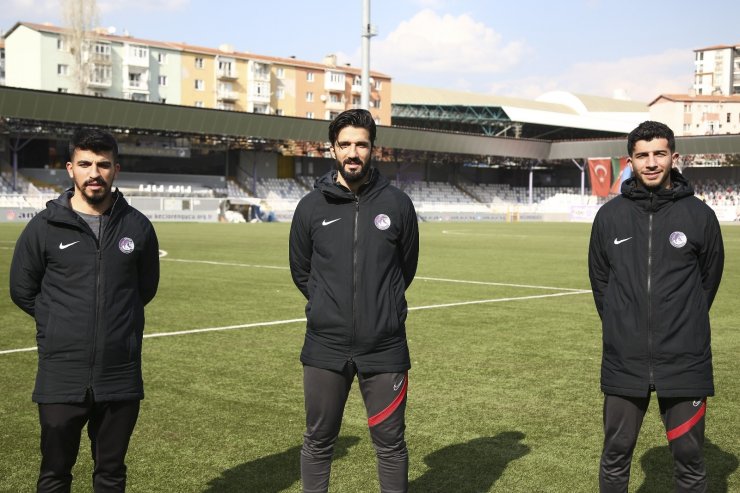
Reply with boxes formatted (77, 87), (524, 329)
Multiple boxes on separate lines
(647, 209), (655, 389)
(350, 196), (360, 362)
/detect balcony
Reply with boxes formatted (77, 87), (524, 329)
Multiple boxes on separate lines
(218, 68), (238, 80)
(217, 90), (239, 101)
(325, 96), (345, 111)
(87, 77), (112, 89)
(89, 52), (112, 65)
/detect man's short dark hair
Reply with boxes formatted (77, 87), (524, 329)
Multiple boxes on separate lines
(69, 128), (119, 162)
(627, 121), (675, 156)
(328, 109), (376, 147)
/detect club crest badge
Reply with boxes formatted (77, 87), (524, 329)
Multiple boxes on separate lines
(374, 214), (391, 231)
(669, 231), (687, 249)
(119, 237), (135, 254)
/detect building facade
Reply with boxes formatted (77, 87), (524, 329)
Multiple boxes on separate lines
(649, 94), (740, 136)
(3, 22), (391, 125)
(693, 43), (740, 96)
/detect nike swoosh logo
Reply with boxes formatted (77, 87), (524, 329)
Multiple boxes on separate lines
(613, 237), (632, 245)
(322, 218), (341, 226)
(393, 378), (405, 392)
(59, 241), (81, 250)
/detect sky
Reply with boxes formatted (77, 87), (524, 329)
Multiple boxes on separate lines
(3, 0), (740, 103)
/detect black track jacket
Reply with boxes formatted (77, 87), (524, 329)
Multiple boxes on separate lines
(10, 189), (159, 403)
(588, 170), (724, 398)
(289, 169), (419, 372)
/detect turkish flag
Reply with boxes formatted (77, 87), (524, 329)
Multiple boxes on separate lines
(588, 158), (612, 197)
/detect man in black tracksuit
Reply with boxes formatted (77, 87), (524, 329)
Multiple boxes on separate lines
(289, 109), (419, 493)
(588, 121), (724, 492)
(10, 128), (160, 492)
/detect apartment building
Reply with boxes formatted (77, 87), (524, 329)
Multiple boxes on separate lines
(693, 43), (740, 96)
(650, 94), (740, 136)
(3, 22), (391, 124)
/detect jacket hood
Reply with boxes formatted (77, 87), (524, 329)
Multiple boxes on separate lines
(314, 167), (389, 201)
(620, 169), (693, 211)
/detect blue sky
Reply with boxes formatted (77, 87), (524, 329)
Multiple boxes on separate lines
(3, 0), (740, 102)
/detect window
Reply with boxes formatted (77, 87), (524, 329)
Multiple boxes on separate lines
(93, 43), (111, 60)
(371, 98), (381, 109)
(276, 67), (284, 78)
(307, 72), (314, 82)
(276, 87), (284, 99)
(157, 53), (168, 64)
(330, 93), (341, 103)
(128, 72), (143, 87)
(57, 64), (69, 76)
(306, 91), (313, 102)
(130, 45), (148, 59)
(374, 80), (383, 90)
(195, 79), (204, 91)
(90, 66), (112, 84)
(57, 88), (68, 93)
(57, 38), (66, 51)
(160, 98), (167, 104)
(354, 76), (362, 86)
(306, 111), (314, 119)
(195, 101), (204, 108)
(195, 57), (204, 69)
(93, 91), (103, 97)
(159, 75), (168, 86)
(276, 109), (284, 116)
(352, 95), (360, 106)
(329, 72), (343, 84)
(727, 113), (732, 123)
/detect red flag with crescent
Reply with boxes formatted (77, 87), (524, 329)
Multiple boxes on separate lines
(588, 158), (612, 197)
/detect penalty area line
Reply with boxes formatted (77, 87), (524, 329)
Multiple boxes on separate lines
(0, 290), (590, 356)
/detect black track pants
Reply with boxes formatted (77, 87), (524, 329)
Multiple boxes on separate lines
(301, 364), (408, 493)
(36, 396), (140, 493)
(599, 394), (707, 493)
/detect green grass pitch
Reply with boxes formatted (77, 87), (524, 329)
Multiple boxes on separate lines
(1, 221), (738, 492)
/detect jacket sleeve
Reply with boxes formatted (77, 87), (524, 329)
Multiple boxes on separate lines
(289, 199), (312, 300)
(399, 196), (419, 289)
(9, 218), (47, 317)
(588, 214), (609, 320)
(699, 210), (724, 310)
(138, 221), (160, 306)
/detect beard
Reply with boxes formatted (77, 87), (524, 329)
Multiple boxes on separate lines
(78, 178), (111, 204)
(337, 156), (371, 185)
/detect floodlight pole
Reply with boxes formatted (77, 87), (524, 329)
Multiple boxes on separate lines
(361, 0), (377, 110)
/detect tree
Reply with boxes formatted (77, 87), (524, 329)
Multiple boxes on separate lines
(62, 0), (100, 95)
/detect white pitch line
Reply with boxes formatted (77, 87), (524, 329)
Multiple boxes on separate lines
(162, 257), (289, 270)
(416, 276), (588, 292)
(0, 290), (591, 356)
(163, 257), (588, 292)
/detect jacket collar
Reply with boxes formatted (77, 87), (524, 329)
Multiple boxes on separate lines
(620, 169), (693, 211)
(47, 188), (126, 221)
(315, 167), (388, 201)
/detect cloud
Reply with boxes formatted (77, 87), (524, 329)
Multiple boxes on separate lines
(1, 0), (62, 26)
(488, 49), (693, 102)
(371, 9), (526, 82)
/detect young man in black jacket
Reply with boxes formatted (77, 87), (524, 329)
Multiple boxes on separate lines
(289, 109), (419, 493)
(588, 121), (724, 492)
(10, 128), (160, 492)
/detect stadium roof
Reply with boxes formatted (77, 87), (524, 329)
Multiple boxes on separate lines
(2, 86), (739, 161)
(391, 84), (649, 139)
